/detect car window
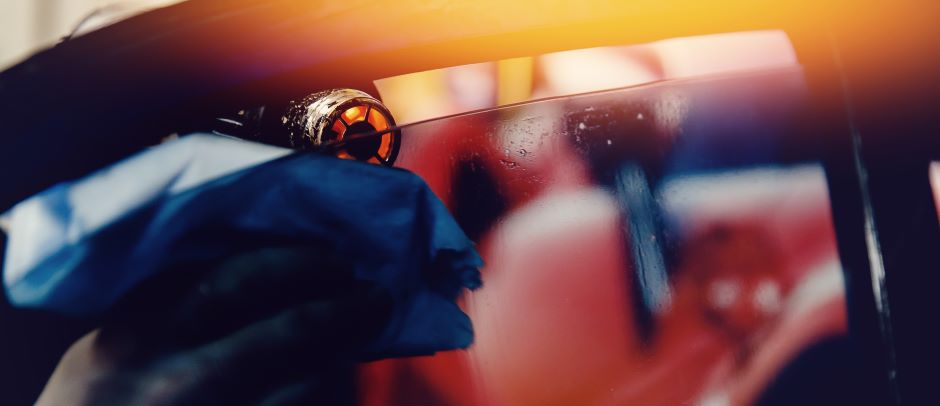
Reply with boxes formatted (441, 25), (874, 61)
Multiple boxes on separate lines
(357, 66), (850, 405)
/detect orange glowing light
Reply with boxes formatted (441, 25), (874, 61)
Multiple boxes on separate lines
(336, 150), (354, 160)
(378, 133), (392, 157)
(331, 120), (347, 138)
(367, 108), (390, 130)
(328, 102), (397, 165)
(342, 105), (366, 124)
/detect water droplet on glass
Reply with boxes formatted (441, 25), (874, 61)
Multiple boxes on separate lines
(606, 139), (612, 146)
(578, 122), (587, 130)
(518, 149), (528, 157)
(499, 159), (519, 169)
(281, 116), (289, 124)
(636, 112), (645, 120)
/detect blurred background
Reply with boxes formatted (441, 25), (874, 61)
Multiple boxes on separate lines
(1, 1), (936, 404)
(0, 0), (181, 70)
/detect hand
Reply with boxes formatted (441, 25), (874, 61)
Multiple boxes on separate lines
(36, 246), (392, 406)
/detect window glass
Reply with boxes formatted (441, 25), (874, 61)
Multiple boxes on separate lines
(360, 66), (848, 405)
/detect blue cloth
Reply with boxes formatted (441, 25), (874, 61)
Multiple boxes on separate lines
(2, 134), (482, 358)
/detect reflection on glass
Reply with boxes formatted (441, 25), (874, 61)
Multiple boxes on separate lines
(931, 161), (940, 224)
(375, 30), (797, 125)
(357, 66), (848, 405)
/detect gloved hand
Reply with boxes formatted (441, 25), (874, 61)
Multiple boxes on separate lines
(2, 134), (483, 404)
(4, 134), (483, 358)
(37, 246), (391, 406)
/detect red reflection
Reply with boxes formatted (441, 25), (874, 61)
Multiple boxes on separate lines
(359, 128), (845, 405)
(363, 31), (840, 406)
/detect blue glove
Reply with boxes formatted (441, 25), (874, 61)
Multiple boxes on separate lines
(2, 134), (482, 358)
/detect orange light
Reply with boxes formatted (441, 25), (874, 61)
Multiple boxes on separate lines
(336, 150), (355, 160)
(331, 120), (347, 139)
(331, 103), (398, 165)
(367, 108), (390, 130)
(342, 105), (367, 124)
(378, 133), (392, 157)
